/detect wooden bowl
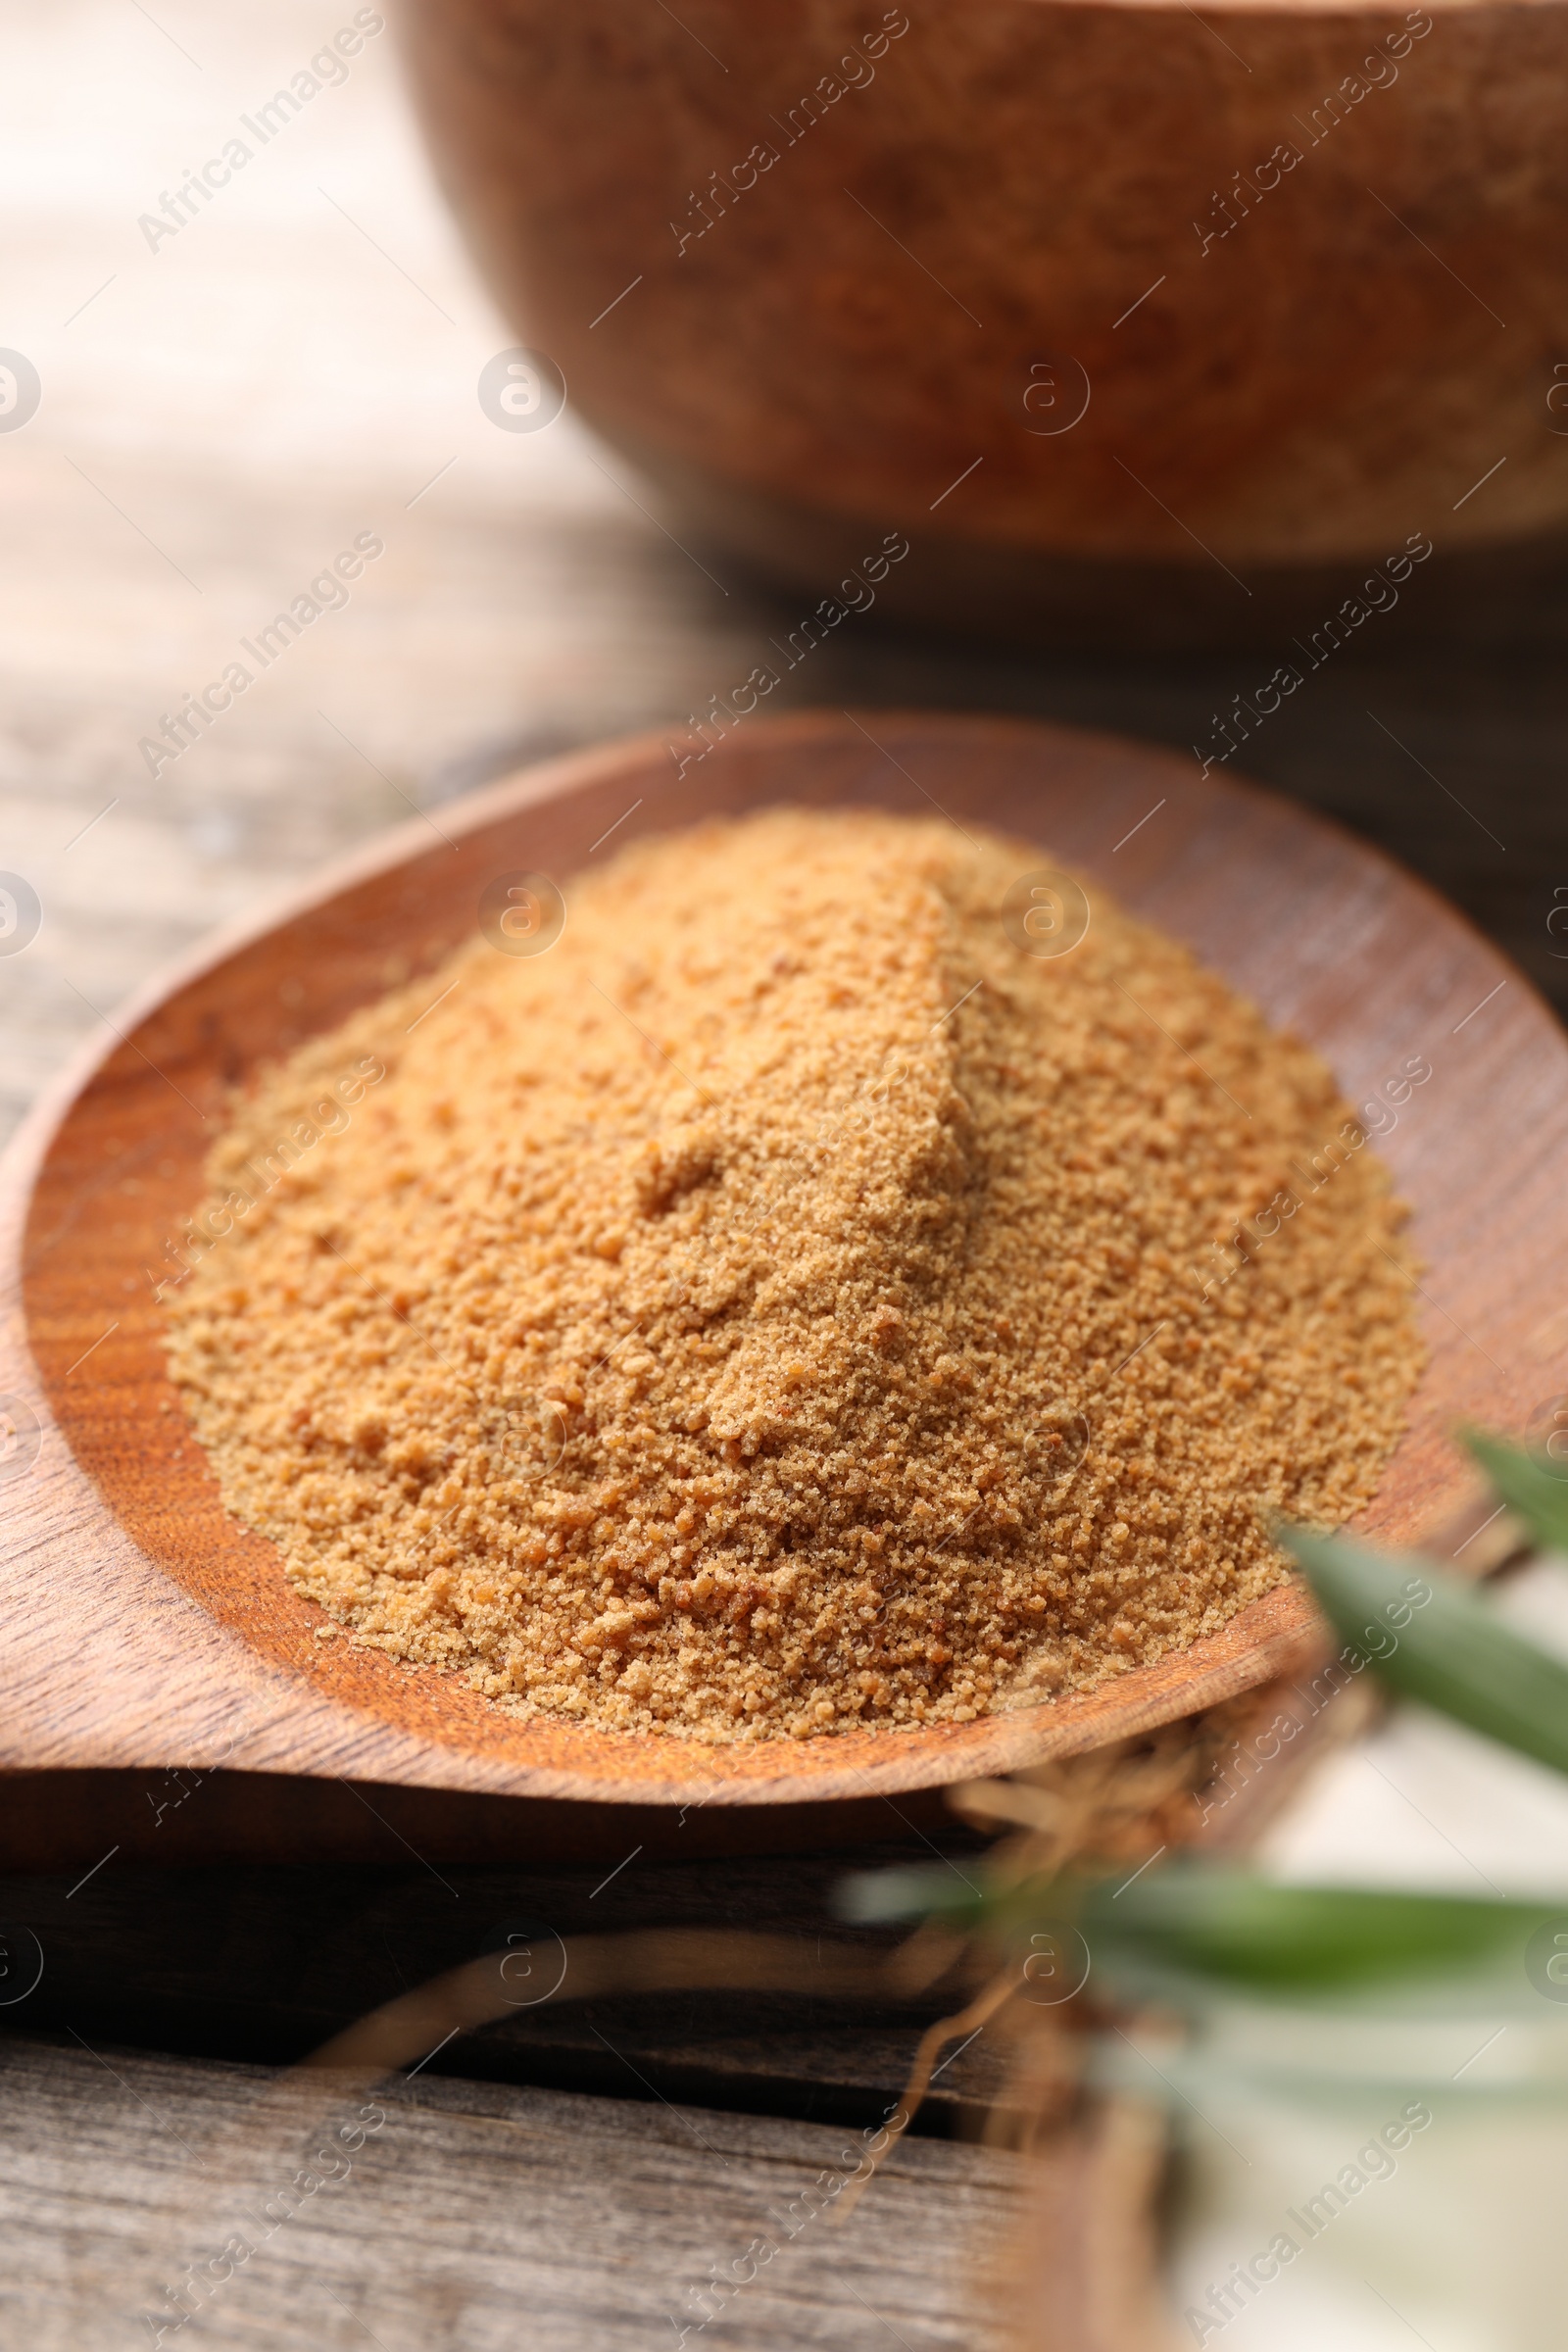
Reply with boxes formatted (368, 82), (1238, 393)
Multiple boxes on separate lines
(397, 0), (1568, 644)
(4, 711), (1565, 1827)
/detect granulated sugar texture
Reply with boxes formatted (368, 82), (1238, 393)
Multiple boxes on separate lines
(166, 809), (1423, 1740)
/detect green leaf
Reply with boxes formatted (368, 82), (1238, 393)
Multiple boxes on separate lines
(1462, 1426), (1568, 1558)
(1081, 1865), (1550, 1994)
(840, 1856), (1555, 1999)
(837, 1861), (989, 1929)
(1280, 1524), (1568, 1780)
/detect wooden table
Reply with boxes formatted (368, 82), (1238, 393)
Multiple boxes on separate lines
(2, 3), (1564, 2343)
(0, 1844), (1024, 2352)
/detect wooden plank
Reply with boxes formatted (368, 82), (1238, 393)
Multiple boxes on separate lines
(0, 1847), (1007, 2123)
(0, 1677), (1346, 2126)
(0, 2035), (1021, 2350)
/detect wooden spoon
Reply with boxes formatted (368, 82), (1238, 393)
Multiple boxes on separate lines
(3, 710), (1561, 1834)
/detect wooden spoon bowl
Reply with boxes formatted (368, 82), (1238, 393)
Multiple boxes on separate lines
(4, 711), (1564, 1822)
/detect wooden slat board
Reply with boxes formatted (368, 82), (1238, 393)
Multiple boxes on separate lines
(0, 2036), (1020, 2351)
(0, 1846), (1009, 2124)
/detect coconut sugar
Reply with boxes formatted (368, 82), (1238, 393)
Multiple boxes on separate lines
(165, 808), (1423, 1741)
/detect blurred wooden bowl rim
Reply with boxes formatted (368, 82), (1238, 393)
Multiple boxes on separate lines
(397, 0), (1568, 642)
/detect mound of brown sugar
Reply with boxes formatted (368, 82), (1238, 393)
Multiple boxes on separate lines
(165, 808), (1422, 1741)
